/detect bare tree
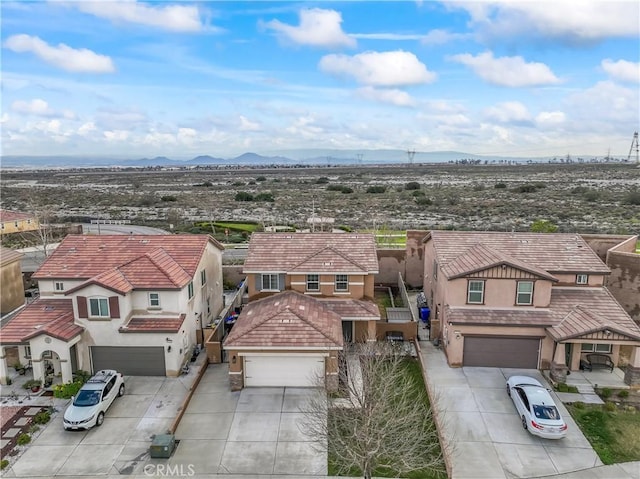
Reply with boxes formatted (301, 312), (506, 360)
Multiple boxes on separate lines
(302, 341), (445, 479)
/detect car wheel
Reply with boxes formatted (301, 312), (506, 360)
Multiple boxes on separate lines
(96, 412), (105, 427)
(521, 415), (528, 430)
(506, 384), (511, 397)
(118, 384), (125, 397)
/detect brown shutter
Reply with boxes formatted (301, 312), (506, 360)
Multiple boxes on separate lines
(77, 296), (88, 318)
(109, 296), (120, 318)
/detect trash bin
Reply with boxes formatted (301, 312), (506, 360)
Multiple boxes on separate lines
(150, 434), (176, 458)
(419, 307), (431, 328)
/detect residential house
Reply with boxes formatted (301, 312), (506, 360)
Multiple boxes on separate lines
(0, 234), (224, 385)
(224, 232), (381, 390)
(0, 247), (25, 315)
(423, 231), (640, 386)
(0, 209), (39, 236)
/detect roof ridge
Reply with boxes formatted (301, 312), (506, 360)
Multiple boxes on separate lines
(292, 245), (367, 272)
(289, 302), (342, 346)
(145, 248), (190, 287)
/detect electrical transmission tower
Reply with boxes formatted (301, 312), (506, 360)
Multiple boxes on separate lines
(628, 131), (639, 163)
(407, 150), (416, 166)
(356, 153), (364, 165)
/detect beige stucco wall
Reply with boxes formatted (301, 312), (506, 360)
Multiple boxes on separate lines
(606, 236), (640, 321)
(1, 255), (24, 315)
(0, 217), (39, 235)
(446, 277), (553, 307)
(553, 273), (605, 286)
(247, 272), (374, 300)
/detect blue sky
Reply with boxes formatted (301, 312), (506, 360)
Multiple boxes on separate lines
(1, 1), (639, 159)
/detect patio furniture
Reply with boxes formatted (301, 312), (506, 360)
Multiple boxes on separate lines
(585, 353), (614, 372)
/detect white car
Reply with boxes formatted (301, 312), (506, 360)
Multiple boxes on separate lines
(63, 370), (124, 430)
(506, 375), (567, 439)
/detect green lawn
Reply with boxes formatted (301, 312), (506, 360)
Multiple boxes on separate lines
(210, 221), (260, 233)
(568, 403), (640, 464)
(328, 359), (446, 478)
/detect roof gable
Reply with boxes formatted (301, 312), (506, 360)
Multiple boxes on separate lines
(0, 299), (83, 344)
(290, 246), (369, 273)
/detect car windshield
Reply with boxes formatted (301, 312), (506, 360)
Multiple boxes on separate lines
(533, 404), (560, 420)
(73, 389), (100, 406)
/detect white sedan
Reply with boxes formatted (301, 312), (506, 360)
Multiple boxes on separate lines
(506, 375), (567, 439)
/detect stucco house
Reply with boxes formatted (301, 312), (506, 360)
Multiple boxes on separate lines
(0, 209), (39, 236)
(0, 246), (25, 316)
(0, 234), (224, 385)
(224, 232), (381, 390)
(423, 231), (640, 386)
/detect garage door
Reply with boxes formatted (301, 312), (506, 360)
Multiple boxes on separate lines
(244, 355), (325, 387)
(463, 336), (540, 368)
(90, 346), (166, 376)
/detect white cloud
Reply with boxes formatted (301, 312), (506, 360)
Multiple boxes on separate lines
(536, 111), (566, 127)
(4, 34), (115, 73)
(239, 116), (262, 131)
(104, 130), (130, 142)
(78, 122), (97, 136)
(11, 98), (54, 116)
(319, 50), (436, 87)
(484, 101), (531, 123)
(72, 0), (204, 33)
(601, 59), (640, 84)
(451, 51), (560, 87)
(356, 87), (415, 107)
(420, 29), (469, 46)
(264, 8), (356, 49)
(449, 1), (639, 43)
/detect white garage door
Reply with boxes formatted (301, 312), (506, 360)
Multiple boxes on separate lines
(244, 355), (325, 387)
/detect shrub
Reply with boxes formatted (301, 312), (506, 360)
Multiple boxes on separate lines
(472, 184), (485, 191)
(232, 181), (244, 186)
(254, 192), (275, 202)
(573, 401), (585, 409)
(315, 177), (329, 184)
(556, 383), (569, 392)
(17, 433), (31, 446)
(0, 459), (9, 470)
(256, 176), (267, 182)
(530, 219), (559, 233)
(160, 195), (177, 202)
(494, 182), (507, 189)
(411, 190), (425, 197)
(603, 401), (617, 412)
(235, 192), (254, 202)
(571, 186), (588, 194)
(53, 381), (83, 399)
(404, 181), (421, 190)
(34, 411), (51, 425)
(415, 197), (433, 206)
(366, 186), (386, 194)
(29, 425), (40, 434)
(327, 185), (353, 194)
(73, 370), (91, 383)
(23, 379), (42, 390)
(600, 387), (612, 399)
(584, 190), (600, 202)
(617, 390), (630, 399)
(624, 191), (640, 205)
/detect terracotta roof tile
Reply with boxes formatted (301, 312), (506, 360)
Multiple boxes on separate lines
(0, 299), (83, 343)
(322, 299), (380, 319)
(443, 244), (558, 281)
(1, 247), (23, 266)
(0, 210), (34, 223)
(243, 233), (379, 274)
(446, 306), (555, 326)
(428, 231), (609, 274)
(33, 234), (222, 282)
(120, 314), (187, 333)
(224, 291), (343, 349)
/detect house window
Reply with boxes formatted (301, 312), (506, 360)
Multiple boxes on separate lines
(467, 280), (484, 304)
(576, 274), (588, 285)
(187, 281), (194, 300)
(27, 219), (31, 225)
(149, 293), (160, 308)
(89, 298), (109, 317)
(200, 269), (206, 286)
(335, 274), (348, 292)
(24, 346), (31, 359)
(261, 274), (279, 291)
(306, 274), (320, 291)
(581, 343), (612, 353)
(54, 282), (64, 292)
(516, 281), (534, 305)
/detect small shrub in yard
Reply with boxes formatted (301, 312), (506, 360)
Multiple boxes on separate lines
(573, 401), (585, 409)
(29, 425), (40, 434)
(604, 401), (617, 412)
(405, 181), (421, 190)
(617, 390), (630, 399)
(1, 459), (9, 470)
(34, 411), (51, 425)
(53, 381), (83, 399)
(17, 433), (31, 446)
(600, 387), (612, 399)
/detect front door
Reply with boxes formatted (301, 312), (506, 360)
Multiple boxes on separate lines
(342, 321), (353, 343)
(565, 343), (573, 369)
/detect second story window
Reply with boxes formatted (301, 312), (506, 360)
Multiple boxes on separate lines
(467, 280), (484, 304)
(149, 292), (160, 308)
(306, 274), (320, 291)
(335, 274), (348, 292)
(261, 274), (279, 291)
(54, 282), (64, 292)
(576, 274), (588, 285)
(89, 298), (109, 317)
(200, 269), (207, 286)
(516, 281), (534, 305)
(187, 281), (194, 300)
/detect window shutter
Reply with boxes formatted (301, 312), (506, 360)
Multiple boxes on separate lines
(279, 274), (286, 291)
(256, 274), (262, 291)
(77, 296), (88, 318)
(109, 296), (120, 318)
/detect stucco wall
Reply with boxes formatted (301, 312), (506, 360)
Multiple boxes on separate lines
(375, 230), (428, 288)
(1, 256), (24, 314)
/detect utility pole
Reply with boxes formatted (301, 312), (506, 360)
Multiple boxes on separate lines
(407, 150), (416, 166)
(356, 153), (364, 165)
(628, 131), (639, 163)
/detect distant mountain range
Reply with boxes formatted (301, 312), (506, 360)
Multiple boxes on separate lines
(0, 149), (609, 169)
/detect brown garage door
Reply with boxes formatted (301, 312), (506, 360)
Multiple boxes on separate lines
(90, 346), (166, 376)
(463, 336), (540, 368)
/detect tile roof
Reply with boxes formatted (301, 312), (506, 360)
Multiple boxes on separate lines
(427, 231), (609, 274)
(224, 290), (343, 349)
(446, 305), (555, 326)
(120, 314), (187, 333)
(33, 235), (222, 286)
(442, 244), (557, 281)
(1, 247), (23, 267)
(243, 233), (379, 274)
(0, 299), (83, 344)
(548, 287), (640, 341)
(0, 210), (34, 223)
(322, 299), (380, 320)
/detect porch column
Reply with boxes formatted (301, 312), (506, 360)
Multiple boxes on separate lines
(550, 342), (568, 383)
(31, 358), (45, 384)
(0, 347), (9, 385)
(624, 346), (640, 386)
(60, 359), (73, 384)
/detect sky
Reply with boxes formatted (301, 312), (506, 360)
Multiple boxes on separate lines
(1, 0), (639, 160)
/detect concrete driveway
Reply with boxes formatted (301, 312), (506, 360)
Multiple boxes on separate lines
(419, 340), (602, 479)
